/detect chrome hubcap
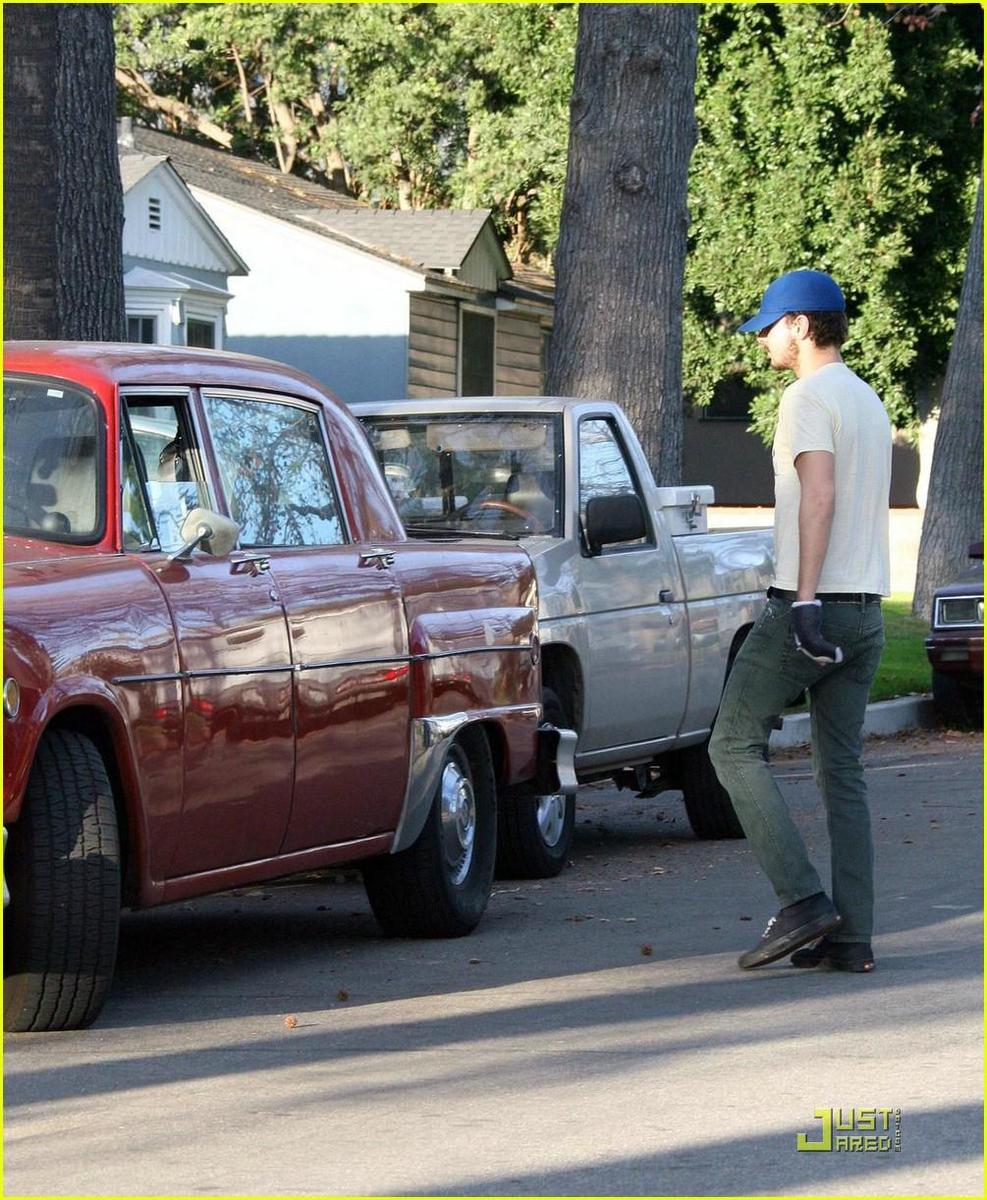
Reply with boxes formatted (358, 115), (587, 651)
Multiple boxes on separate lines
(536, 793), (566, 848)
(440, 757), (476, 886)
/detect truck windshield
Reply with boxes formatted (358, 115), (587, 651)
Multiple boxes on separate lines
(362, 414), (562, 536)
(3, 376), (102, 542)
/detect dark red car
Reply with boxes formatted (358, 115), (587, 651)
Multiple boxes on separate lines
(925, 541), (983, 725)
(3, 342), (571, 1032)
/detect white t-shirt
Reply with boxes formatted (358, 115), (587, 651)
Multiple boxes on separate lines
(772, 361), (891, 595)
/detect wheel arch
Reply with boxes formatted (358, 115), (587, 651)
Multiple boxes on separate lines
(540, 643), (583, 733)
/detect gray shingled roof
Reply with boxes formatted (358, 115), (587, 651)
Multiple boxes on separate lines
(298, 209), (493, 271)
(119, 151), (165, 192)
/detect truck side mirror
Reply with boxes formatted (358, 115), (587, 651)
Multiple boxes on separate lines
(169, 506), (240, 561)
(585, 494), (647, 556)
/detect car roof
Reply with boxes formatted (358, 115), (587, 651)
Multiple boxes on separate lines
(3, 341), (341, 410)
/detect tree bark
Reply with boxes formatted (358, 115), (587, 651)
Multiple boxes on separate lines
(913, 175), (984, 618)
(4, 5), (124, 340)
(547, 4), (698, 486)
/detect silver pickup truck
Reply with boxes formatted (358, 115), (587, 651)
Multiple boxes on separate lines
(355, 398), (773, 877)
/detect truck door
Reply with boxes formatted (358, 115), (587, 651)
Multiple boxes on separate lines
(122, 393), (295, 877)
(199, 389), (411, 851)
(573, 416), (689, 753)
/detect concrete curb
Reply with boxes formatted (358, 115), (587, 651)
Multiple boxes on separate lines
(769, 694), (938, 750)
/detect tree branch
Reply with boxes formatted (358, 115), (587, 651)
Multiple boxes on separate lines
(115, 66), (233, 148)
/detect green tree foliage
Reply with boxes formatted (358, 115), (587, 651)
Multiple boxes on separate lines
(115, 4), (979, 432)
(685, 4), (981, 437)
(114, 2), (573, 250)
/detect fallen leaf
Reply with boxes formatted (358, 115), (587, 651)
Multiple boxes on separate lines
(468, 958), (482, 965)
(336, 989), (350, 1002)
(283, 1015), (298, 1029)
(641, 944), (653, 956)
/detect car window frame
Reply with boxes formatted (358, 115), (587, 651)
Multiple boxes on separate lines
(119, 386), (215, 554)
(576, 412), (656, 557)
(3, 371), (107, 546)
(198, 387), (351, 549)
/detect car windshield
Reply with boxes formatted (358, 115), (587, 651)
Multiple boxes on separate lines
(3, 375), (102, 542)
(361, 414), (562, 536)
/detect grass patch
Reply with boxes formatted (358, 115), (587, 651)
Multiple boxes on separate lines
(871, 593), (931, 701)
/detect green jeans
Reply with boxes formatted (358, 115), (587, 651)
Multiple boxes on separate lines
(709, 594), (885, 942)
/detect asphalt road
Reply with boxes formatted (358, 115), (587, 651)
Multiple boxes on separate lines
(4, 730), (982, 1197)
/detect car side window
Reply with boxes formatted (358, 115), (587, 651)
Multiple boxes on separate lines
(203, 393), (345, 548)
(578, 418), (651, 549)
(123, 399), (212, 553)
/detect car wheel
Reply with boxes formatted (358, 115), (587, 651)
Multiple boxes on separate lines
(4, 730), (121, 1033)
(679, 738), (745, 840)
(496, 687), (575, 879)
(932, 670), (983, 728)
(362, 727), (496, 937)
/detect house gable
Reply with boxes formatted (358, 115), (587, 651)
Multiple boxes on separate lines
(122, 157), (247, 277)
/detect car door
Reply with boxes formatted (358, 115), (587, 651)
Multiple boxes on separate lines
(200, 388), (411, 851)
(571, 415), (689, 753)
(121, 390), (295, 877)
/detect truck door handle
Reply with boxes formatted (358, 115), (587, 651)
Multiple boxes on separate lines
(660, 588), (675, 603)
(231, 554), (271, 576)
(360, 548), (396, 570)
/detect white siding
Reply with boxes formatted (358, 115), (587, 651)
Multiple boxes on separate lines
(123, 166), (234, 273)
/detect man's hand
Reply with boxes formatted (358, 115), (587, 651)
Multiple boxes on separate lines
(791, 600), (843, 665)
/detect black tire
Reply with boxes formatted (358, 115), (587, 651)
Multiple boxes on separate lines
(496, 687), (575, 879)
(4, 729), (121, 1033)
(363, 726), (496, 937)
(932, 670), (983, 728)
(679, 738), (745, 840)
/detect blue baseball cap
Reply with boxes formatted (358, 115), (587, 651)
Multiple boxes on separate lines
(738, 269), (846, 334)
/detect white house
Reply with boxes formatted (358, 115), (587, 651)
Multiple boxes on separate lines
(119, 122), (247, 349)
(125, 125), (554, 404)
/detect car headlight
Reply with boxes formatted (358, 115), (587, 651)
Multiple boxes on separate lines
(934, 595), (984, 628)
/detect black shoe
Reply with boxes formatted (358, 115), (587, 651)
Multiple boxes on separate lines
(738, 892), (841, 969)
(791, 936), (875, 973)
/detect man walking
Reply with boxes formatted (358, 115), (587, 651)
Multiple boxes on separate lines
(709, 269), (891, 973)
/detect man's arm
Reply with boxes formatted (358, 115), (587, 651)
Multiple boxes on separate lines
(795, 450), (835, 601)
(792, 449), (842, 664)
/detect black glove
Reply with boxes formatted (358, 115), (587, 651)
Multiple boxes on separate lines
(791, 600), (843, 665)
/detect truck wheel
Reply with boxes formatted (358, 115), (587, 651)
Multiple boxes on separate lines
(932, 670), (983, 727)
(363, 727), (496, 937)
(496, 688), (575, 879)
(4, 730), (121, 1033)
(679, 739), (745, 840)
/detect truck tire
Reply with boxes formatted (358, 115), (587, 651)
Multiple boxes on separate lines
(496, 688), (575, 879)
(363, 727), (496, 937)
(932, 670), (983, 728)
(679, 739), (745, 840)
(4, 729), (121, 1033)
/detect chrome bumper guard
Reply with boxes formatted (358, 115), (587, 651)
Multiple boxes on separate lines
(391, 707), (578, 854)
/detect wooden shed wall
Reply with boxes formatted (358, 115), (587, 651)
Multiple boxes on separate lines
(495, 312), (544, 395)
(408, 294), (458, 397)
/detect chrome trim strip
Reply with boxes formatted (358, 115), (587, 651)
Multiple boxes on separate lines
(112, 643), (534, 685)
(391, 704), (541, 853)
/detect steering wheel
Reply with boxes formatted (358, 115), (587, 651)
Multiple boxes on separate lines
(477, 499), (531, 520)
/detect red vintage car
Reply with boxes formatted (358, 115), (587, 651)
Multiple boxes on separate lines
(3, 342), (572, 1033)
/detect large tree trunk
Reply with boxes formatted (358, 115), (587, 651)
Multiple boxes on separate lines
(547, 4), (698, 486)
(913, 175), (984, 619)
(4, 4), (124, 341)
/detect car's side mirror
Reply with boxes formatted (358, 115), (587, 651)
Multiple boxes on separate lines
(584, 494), (647, 556)
(968, 541), (983, 560)
(169, 506), (240, 561)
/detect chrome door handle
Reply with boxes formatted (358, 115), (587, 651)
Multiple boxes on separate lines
(231, 554), (271, 575)
(659, 588), (675, 603)
(360, 548), (396, 570)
